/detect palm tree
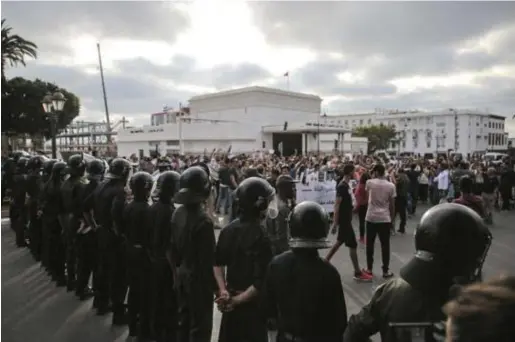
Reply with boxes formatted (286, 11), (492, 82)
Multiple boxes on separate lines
(1, 18), (38, 81)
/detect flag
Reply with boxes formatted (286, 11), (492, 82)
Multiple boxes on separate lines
(284, 71), (289, 77)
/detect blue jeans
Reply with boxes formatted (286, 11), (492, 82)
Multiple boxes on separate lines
(216, 186), (233, 217)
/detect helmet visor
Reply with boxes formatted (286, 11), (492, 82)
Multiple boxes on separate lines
(267, 192), (279, 219)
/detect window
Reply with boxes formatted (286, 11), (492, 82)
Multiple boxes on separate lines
(359, 119), (364, 125)
(368, 119), (372, 124)
(166, 140), (179, 146)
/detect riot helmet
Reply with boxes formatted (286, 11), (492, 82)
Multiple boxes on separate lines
(288, 201), (331, 249)
(27, 155), (45, 173)
(244, 167), (260, 179)
(157, 156), (172, 172)
(12, 150), (30, 162)
(86, 159), (105, 181)
(106, 158), (131, 182)
(190, 161), (210, 178)
(174, 166), (211, 205)
(51, 161), (68, 181)
(401, 203), (492, 291)
(42, 159), (57, 180)
(235, 177), (278, 219)
(129, 171), (154, 200)
(276, 175), (296, 200)
(67, 154), (86, 177)
(16, 157), (29, 173)
(155, 170), (180, 202)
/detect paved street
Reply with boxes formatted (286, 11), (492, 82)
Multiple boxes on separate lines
(2, 206), (515, 342)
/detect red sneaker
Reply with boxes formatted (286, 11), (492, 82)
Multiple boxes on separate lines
(354, 270), (373, 282)
(362, 269), (373, 277)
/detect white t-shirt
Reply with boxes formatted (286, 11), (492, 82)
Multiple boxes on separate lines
(365, 178), (396, 223)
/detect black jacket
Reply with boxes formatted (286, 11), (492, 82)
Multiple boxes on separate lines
(343, 278), (446, 342)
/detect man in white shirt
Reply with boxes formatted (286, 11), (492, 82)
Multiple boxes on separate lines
(435, 163), (450, 202)
(364, 163), (396, 279)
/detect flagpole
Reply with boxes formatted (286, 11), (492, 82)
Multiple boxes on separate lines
(287, 75), (290, 90)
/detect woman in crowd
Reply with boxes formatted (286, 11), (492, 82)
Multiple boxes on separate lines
(354, 172), (370, 245)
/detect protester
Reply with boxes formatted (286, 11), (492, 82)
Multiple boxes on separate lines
(364, 163), (396, 278)
(326, 164), (372, 282)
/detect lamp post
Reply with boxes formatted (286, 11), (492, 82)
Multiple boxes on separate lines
(42, 91), (67, 158)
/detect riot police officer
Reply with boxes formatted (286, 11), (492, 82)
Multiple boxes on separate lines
(93, 157), (131, 324)
(61, 154), (87, 292)
(26, 155), (45, 260)
(148, 170), (180, 342)
(75, 158), (105, 301)
(214, 177), (275, 342)
(263, 201), (347, 342)
(42, 161), (68, 286)
(11, 157), (29, 247)
(149, 156), (173, 203)
(343, 203), (492, 342)
(40, 158), (57, 270)
(170, 166), (216, 342)
(265, 175), (296, 256)
(123, 171), (153, 340)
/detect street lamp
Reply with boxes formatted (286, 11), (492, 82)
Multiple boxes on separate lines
(42, 91), (67, 158)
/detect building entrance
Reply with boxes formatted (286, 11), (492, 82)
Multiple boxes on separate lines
(272, 133), (302, 156)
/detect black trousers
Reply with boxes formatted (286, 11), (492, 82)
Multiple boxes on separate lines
(95, 229), (127, 315)
(418, 184), (428, 202)
(11, 205), (26, 247)
(28, 205), (42, 260)
(408, 189), (418, 214)
(76, 230), (97, 294)
(176, 285), (214, 342)
(126, 246), (153, 338)
(152, 258), (176, 341)
(357, 205), (367, 239)
(48, 217), (65, 280)
(365, 221), (391, 273)
(64, 215), (79, 287)
(395, 197), (407, 233)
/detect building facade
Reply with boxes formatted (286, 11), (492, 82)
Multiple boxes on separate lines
(116, 86), (366, 157)
(328, 109), (508, 155)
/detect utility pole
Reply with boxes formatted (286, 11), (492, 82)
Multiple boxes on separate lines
(97, 43), (111, 135)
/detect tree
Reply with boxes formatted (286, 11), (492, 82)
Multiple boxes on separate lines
(353, 123), (396, 153)
(2, 77), (80, 138)
(1, 19), (38, 82)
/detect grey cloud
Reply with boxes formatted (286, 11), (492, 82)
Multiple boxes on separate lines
(2, 1), (189, 58)
(6, 62), (195, 118)
(113, 58), (272, 89)
(250, 2), (515, 57)
(291, 57), (397, 97)
(327, 76), (515, 118)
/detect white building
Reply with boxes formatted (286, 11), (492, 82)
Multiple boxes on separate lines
(327, 108), (508, 155)
(116, 86), (368, 157)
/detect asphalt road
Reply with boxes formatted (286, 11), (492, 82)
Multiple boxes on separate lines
(2, 206), (515, 342)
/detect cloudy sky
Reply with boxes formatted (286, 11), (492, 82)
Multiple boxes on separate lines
(3, 1), (515, 133)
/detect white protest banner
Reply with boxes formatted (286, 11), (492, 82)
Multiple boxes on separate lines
(295, 173), (337, 213)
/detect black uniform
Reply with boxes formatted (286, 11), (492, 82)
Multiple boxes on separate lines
(92, 158), (130, 324)
(40, 159), (57, 269)
(75, 159), (105, 300)
(11, 157), (29, 247)
(124, 171), (153, 339)
(148, 171), (181, 341)
(26, 156), (45, 260)
(215, 177), (275, 342)
(171, 166), (216, 342)
(61, 154), (87, 291)
(263, 201), (346, 342)
(40, 161), (67, 285)
(343, 203), (492, 342)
